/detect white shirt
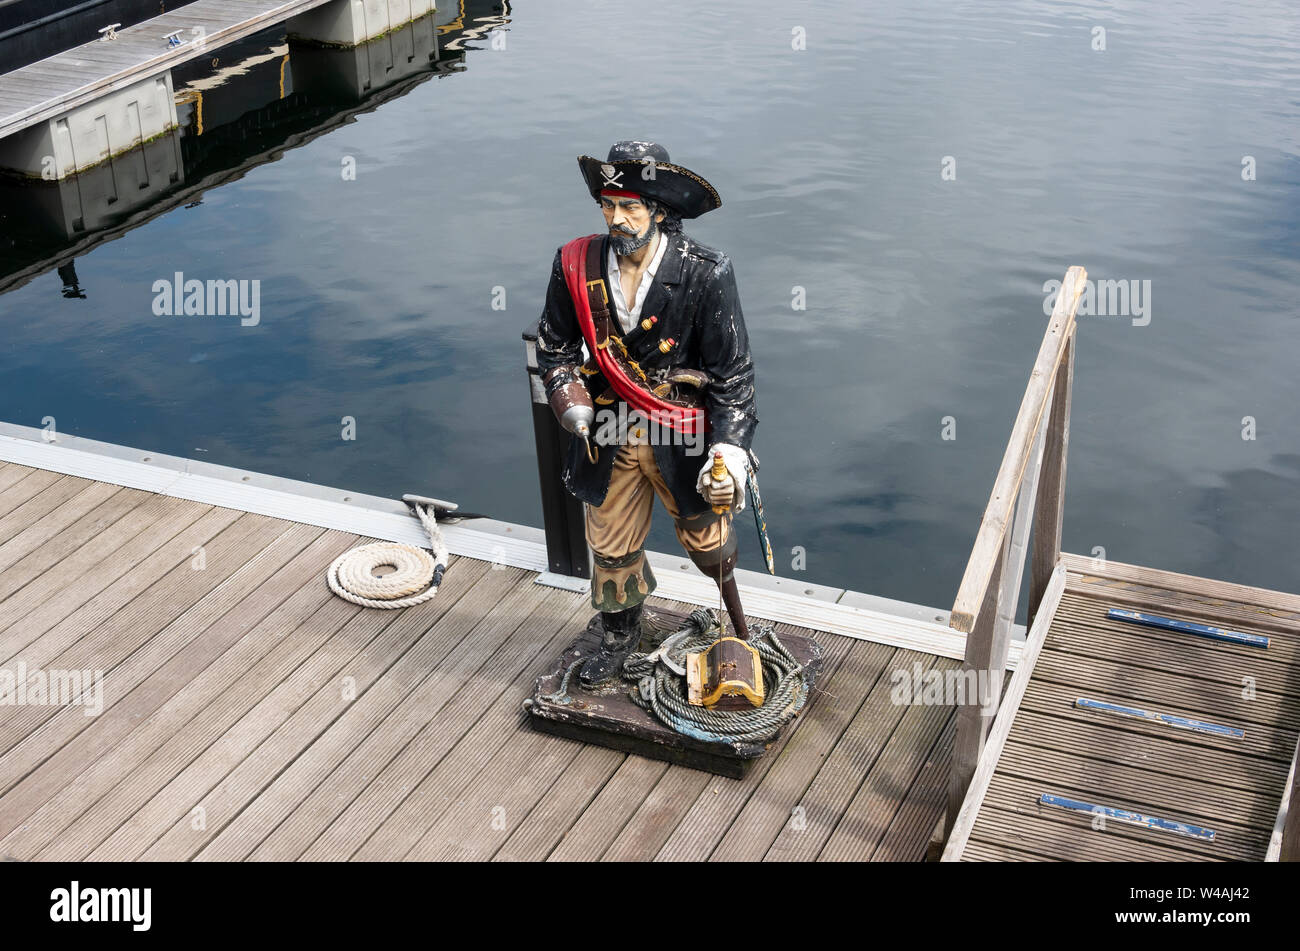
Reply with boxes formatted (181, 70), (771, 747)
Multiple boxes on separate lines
(607, 231), (668, 334)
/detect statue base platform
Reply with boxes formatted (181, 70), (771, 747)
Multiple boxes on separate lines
(525, 606), (824, 778)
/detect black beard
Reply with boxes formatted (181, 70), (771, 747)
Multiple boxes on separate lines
(609, 217), (657, 256)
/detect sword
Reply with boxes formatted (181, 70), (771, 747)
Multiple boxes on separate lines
(746, 468), (775, 575)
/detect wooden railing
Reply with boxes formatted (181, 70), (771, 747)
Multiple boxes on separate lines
(943, 266), (1087, 837)
(1268, 736), (1300, 861)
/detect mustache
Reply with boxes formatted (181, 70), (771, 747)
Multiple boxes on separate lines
(609, 224), (640, 235)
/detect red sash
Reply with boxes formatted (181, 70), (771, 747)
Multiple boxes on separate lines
(561, 234), (708, 437)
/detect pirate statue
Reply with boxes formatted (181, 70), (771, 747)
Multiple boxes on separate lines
(536, 141), (759, 687)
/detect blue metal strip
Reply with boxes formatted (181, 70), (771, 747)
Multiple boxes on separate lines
(1106, 608), (1269, 648)
(1039, 794), (1216, 841)
(1075, 697), (1245, 739)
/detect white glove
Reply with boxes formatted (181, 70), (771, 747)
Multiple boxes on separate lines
(695, 444), (750, 513)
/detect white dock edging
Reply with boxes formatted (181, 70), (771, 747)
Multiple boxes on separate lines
(0, 422), (1011, 663)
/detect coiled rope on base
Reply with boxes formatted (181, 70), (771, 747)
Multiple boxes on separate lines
(326, 502), (450, 609)
(624, 609), (809, 745)
(543, 608), (810, 746)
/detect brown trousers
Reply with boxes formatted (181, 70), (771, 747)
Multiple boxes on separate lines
(586, 440), (732, 611)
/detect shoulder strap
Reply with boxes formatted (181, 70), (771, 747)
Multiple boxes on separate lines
(560, 234), (708, 437)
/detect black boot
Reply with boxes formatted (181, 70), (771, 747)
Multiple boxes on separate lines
(579, 603), (645, 687)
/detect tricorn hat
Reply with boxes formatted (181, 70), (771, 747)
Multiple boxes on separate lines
(578, 141), (721, 220)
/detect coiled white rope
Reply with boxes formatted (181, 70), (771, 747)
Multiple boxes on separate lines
(326, 499), (451, 609)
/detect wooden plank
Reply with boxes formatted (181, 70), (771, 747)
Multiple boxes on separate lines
(0, 512), (289, 751)
(946, 537), (1006, 835)
(0, 488), (195, 615)
(978, 775), (1268, 861)
(871, 713), (955, 860)
(760, 651), (942, 861)
(0, 486), (154, 607)
(0, 504), (244, 678)
(1062, 551), (1300, 617)
(492, 745), (624, 862)
(1045, 616), (1296, 692)
(403, 598), (717, 862)
(1007, 709), (1285, 791)
(1053, 597), (1298, 668)
(970, 800), (1220, 862)
(0, 495), (216, 667)
(1029, 329), (1074, 625)
(402, 724), (585, 862)
(0, 530), (361, 852)
(0, 476), (92, 548)
(1269, 734), (1300, 861)
(1020, 679), (1297, 762)
(943, 564), (1064, 860)
(1063, 577), (1300, 641)
(950, 266), (1085, 633)
(995, 392), (1048, 661)
(1030, 650), (1299, 731)
(995, 744), (1283, 831)
(253, 577), (587, 861)
(0, 525), (338, 829)
(819, 666), (955, 861)
(0, 480), (125, 575)
(0, 550), (358, 857)
(0, 463), (35, 493)
(594, 765), (711, 862)
(667, 637), (892, 861)
(128, 562), (515, 860)
(344, 596), (686, 863)
(33, 582), (378, 861)
(545, 757), (667, 862)
(963, 839), (1062, 861)
(0, 469), (64, 520)
(151, 559), (522, 860)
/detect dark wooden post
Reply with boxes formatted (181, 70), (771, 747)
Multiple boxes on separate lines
(523, 321), (590, 579)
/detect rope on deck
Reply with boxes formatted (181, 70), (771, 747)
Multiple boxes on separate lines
(624, 609), (810, 746)
(542, 608), (810, 746)
(326, 501), (450, 609)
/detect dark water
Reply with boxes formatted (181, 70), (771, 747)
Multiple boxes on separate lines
(2, 0), (1298, 612)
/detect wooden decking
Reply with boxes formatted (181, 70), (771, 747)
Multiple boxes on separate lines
(0, 0), (335, 139)
(0, 461), (959, 861)
(946, 553), (1300, 861)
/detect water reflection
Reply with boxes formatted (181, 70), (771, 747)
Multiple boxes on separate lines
(0, 0), (1297, 611)
(0, 0), (508, 295)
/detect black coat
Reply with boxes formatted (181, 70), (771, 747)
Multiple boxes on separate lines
(535, 231), (758, 519)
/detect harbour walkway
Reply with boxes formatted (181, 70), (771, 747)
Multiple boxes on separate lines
(0, 424), (970, 861)
(0, 0), (342, 140)
(944, 555), (1300, 861)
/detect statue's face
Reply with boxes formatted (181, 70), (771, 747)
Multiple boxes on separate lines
(601, 194), (665, 255)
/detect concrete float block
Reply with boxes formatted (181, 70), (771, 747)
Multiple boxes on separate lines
(289, 12), (438, 99)
(16, 131), (184, 238)
(0, 72), (178, 180)
(288, 0), (435, 48)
